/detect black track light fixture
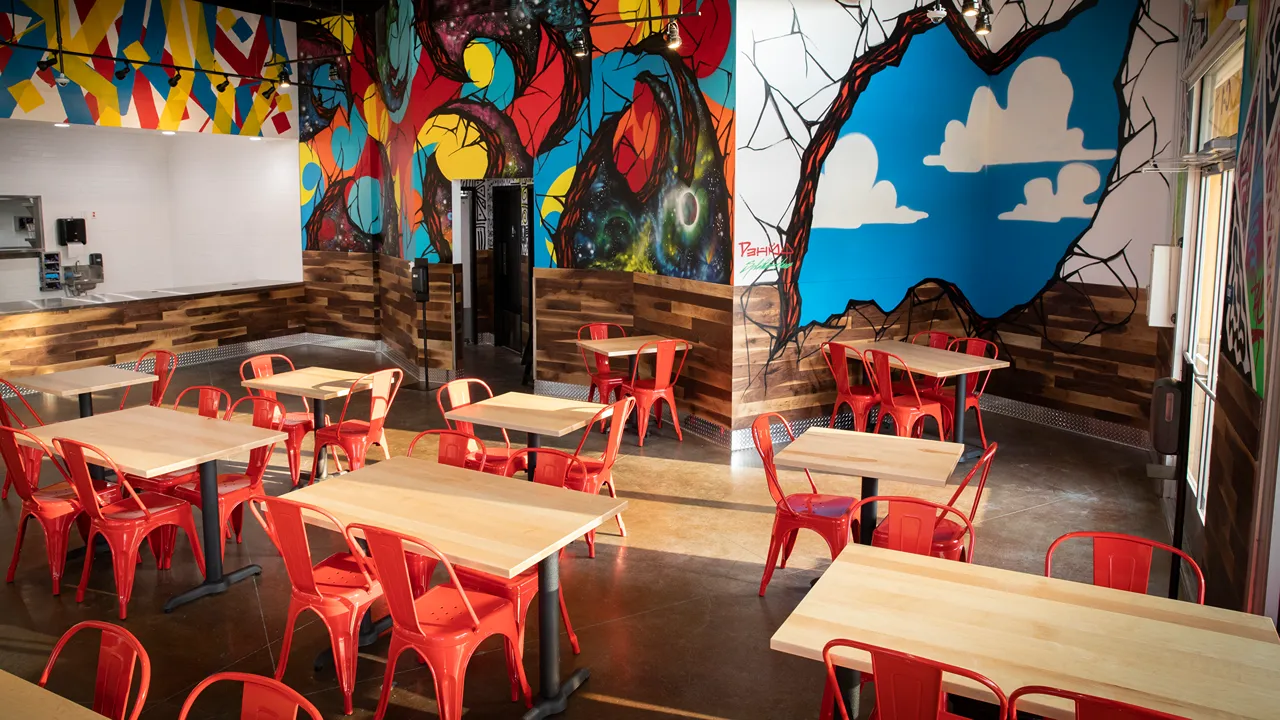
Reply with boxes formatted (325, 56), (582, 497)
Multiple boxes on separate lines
(278, 68), (292, 89)
(36, 53), (56, 71)
(664, 20), (681, 50)
(114, 63), (130, 80)
(168, 70), (181, 87)
(572, 34), (588, 58)
(216, 76), (230, 92)
(961, 0), (981, 17)
(262, 84), (275, 99)
(975, 10), (992, 35)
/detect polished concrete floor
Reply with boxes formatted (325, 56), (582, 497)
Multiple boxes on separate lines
(0, 344), (1168, 718)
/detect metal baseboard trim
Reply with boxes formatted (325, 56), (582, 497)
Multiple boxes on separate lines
(533, 379), (731, 448)
(980, 394), (1151, 450)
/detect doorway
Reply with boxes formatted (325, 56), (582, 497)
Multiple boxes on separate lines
(492, 184), (529, 354)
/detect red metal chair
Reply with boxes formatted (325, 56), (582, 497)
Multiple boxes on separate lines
(179, 671), (323, 720)
(445, 448), (582, 684)
(570, 396), (635, 548)
(820, 342), (880, 432)
(621, 338), (688, 446)
(55, 438), (205, 619)
(928, 337), (998, 449)
(307, 368), (403, 484)
(118, 349), (178, 409)
(820, 637), (1007, 720)
(1010, 686), (1186, 720)
(40, 621), (151, 720)
(872, 444), (996, 562)
(578, 323), (629, 404)
(866, 349), (946, 439)
(890, 331), (955, 398)
(170, 396), (285, 559)
(3, 426), (122, 595)
(249, 495), (382, 715)
(753, 413), (858, 596)
(241, 353), (327, 488)
(437, 379), (526, 475)
(0, 378), (44, 500)
(1046, 531), (1206, 603)
(408, 429), (487, 471)
(350, 523), (530, 720)
(853, 495), (976, 562)
(125, 385), (232, 495)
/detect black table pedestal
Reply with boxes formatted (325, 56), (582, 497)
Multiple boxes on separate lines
(164, 460), (260, 612)
(77, 392), (106, 482)
(523, 553), (588, 719)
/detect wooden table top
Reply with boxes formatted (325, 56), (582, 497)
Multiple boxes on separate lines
(284, 456), (627, 578)
(842, 339), (1010, 378)
(774, 427), (962, 486)
(23, 405), (287, 478)
(444, 392), (609, 437)
(241, 366), (371, 401)
(771, 543), (1280, 719)
(8, 366), (157, 398)
(574, 335), (691, 358)
(1, 669), (106, 719)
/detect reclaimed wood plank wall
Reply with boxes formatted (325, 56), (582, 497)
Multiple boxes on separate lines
(732, 280), (1157, 431)
(303, 251), (379, 340)
(378, 256), (422, 367)
(426, 264), (460, 371)
(533, 268), (635, 386)
(0, 284), (306, 377)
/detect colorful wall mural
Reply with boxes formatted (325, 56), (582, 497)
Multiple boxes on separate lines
(0, 0), (296, 136)
(734, 0), (1178, 420)
(1224, 0), (1280, 396)
(298, 0), (734, 278)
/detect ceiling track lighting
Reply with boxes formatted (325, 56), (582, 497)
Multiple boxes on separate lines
(36, 53), (56, 71)
(961, 0), (982, 17)
(216, 76), (231, 92)
(262, 84), (275, 99)
(168, 70), (181, 87)
(572, 33), (588, 58)
(664, 20), (681, 50)
(975, 7), (992, 35)
(114, 63), (130, 80)
(278, 69), (292, 89)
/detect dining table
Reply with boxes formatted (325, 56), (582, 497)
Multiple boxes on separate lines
(240, 366), (371, 482)
(2, 668), (107, 719)
(774, 427), (963, 544)
(844, 339), (1009, 461)
(285, 455), (628, 720)
(23, 405), (286, 612)
(772, 542), (1280, 719)
(573, 334), (691, 358)
(443, 391), (608, 474)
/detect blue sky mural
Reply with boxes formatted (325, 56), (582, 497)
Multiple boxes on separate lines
(799, 0), (1139, 322)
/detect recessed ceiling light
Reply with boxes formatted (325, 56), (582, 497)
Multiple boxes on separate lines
(53, 122), (70, 128)
(162, 130), (176, 136)
(249, 136), (262, 142)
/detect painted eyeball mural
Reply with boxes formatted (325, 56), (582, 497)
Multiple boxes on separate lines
(297, 0), (734, 283)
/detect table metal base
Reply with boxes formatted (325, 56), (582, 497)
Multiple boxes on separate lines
(833, 666), (859, 719)
(78, 392), (106, 482)
(526, 432), (541, 479)
(303, 398), (329, 484)
(521, 551), (588, 719)
(163, 459), (260, 612)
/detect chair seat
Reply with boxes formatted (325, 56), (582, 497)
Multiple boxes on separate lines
(454, 564), (536, 594)
(311, 552), (381, 600)
(32, 480), (123, 512)
(282, 412), (315, 429)
(924, 387), (977, 406)
(99, 492), (191, 522)
(317, 421), (370, 439)
(169, 475), (256, 505)
(872, 517), (966, 551)
(883, 395), (943, 413)
(413, 583), (511, 643)
(785, 493), (857, 519)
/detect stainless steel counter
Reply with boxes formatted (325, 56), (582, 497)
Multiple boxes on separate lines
(0, 279), (301, 316)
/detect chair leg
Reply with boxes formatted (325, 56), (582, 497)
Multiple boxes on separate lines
(325, 607), (362, 715)
(275, 602), (303, 681)
(286, 436), (303, 488)
(634, 397), (654, 447)
(974, 403), (989, 448)
(374, 638), (410, 720)
(6, 514), (29, 585)
(76, 529), (98, 603)
(378, 429), (391, 460)
(559, 590), (580, 654)
(0, 474), (11, 500)
(584, 530), (596, 558)
(602, 480), (626, 536)
(109, 534), (145, 620)
(426, 646), (468, 720)
(504, 632), (533, 707)
(175, 510), (206, 577)
(666, 397), (683, 441)
(759, 519), (787, 597)
(779, 529), (800, 569)
(41, 513), (76, 596)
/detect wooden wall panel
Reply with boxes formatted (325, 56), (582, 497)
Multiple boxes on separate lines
(533, 268), (635, 386)
(0, 284), (305, 377)
(378, 256), (422, 367)
(1201, 359), (1262, 610)
(633, 274), (734, 429)
(732, 280), (1158, 431)
(303, 251), (378, 340)
(425, 264), (460, 371)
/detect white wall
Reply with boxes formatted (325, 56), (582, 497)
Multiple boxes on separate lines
(0, 120), (301, 302)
